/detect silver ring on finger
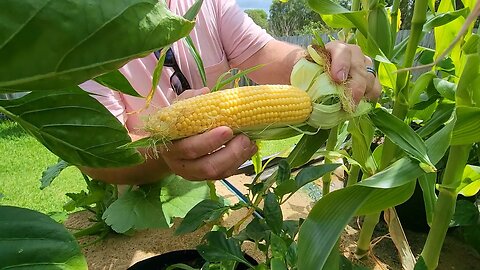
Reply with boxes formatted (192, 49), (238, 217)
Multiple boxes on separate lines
(366, 66), (376, 77)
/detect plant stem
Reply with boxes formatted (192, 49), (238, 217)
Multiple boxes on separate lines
(390, 0), (401, 50)
(347, 165), (361, 187)
(421, 145), (471, 269)
(323, 126), (338, 195)
(355, 212), (381, 257)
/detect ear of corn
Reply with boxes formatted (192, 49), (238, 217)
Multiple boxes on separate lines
(144, 85), (312, 141)
(144, 45), (371, 142)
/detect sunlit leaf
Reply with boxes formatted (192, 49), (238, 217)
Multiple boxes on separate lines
(175, 199), (229, 235)
(458, 165), (480, 196)
(0, 206), (87, 269)
(0, 0), (195, 90)
(451, 107), (480, 145)
(370, 108), (436, 172)
(39, 159), (71, 190)
(0, 88), (143, 167)
(93, 70), (142, 97)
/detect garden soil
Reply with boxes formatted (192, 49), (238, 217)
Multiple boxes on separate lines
(66, 173), (480, 270)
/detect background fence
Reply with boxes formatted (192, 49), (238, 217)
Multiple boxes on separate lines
(276, 30), (436, 48)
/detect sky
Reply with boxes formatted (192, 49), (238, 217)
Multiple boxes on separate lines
(236, 0), (272, 14)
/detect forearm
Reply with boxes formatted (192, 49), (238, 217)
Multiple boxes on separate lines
(79, 148), (172, 185)
(236, 40), (306, 85)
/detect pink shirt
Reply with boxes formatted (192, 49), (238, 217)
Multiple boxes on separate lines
(80, 0), (273, 133)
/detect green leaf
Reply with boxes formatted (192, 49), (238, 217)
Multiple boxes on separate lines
(0, 0), (195, 90)
(461, 224), (480, 253)
(297, 120), (455, 270)
(451, 106), (480, 145)
(93, 70), (142, 97)
(264, 192), (283, 235)
(159, 174), (210, 224)
(370, 108), (436, 172)
(433, 79), (456, 101)
(102, 188), (170, 233)
(197, 231), (253, 267)
(287, 129), (330, 168)
(295, 163), (342, 188)
(458, 165), (480, 196)
(0, 88), (143, 167)
(409, 72), (436, 107)
(270, 233), (288, 259)
(184, 36), (207, 87)
(450, 200), (479, 227)
(175, 199), (229, 235)
(241, 217), (269, 242)
(418, 173), (437, 226)
(414, 257), (428, 270)
(307, 0), (368, 37)
(64, 184), (107, 212)
(276, 159), (292, 185)
(416, 102), (455, 138)
(368, 6), (392, 57)
(183, 0), (204, 21)
(455, 54), (479, 107)
(423, 8), (469, 31)
(271, 257), (288, 270)
(40, 159), (71, 190)
(0, 206), (87, 269)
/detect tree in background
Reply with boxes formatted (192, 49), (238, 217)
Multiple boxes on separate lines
(245, 9), (269, 31)
(268, 0), (324, 36)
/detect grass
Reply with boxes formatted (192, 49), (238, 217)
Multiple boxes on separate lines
(0, 120), (86, 214)
(0, 118), (301, 215)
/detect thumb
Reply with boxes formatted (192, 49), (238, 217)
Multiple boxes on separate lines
(175, 87), (210, 101)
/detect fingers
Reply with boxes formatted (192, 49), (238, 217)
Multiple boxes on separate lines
(326, 41), (351, 82)
(364, 56), (382, 101)
(160, 126), (257, 180)
(325, 41), (382, 103)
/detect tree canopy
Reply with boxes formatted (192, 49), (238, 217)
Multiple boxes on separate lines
(245, 9), (269, 30)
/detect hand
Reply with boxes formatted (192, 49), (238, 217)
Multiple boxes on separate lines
(159, 126), (258, 180)
(325, 41), (382, 103)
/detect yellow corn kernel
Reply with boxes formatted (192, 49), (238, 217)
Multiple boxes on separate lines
(145, 85), (312, 140)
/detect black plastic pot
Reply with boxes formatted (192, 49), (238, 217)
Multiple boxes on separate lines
(128, 249), (256, 270)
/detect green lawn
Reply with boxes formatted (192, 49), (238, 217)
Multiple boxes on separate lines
(0, 120), (86, 214)
(0, 119), (300, 214)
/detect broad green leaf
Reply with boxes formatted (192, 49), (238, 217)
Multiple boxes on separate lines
(241, 217), (269, 242)
(295, 163), (342, 188)
(433, 78), (456, 101)
(414, 257), (428, 270)
(377, 59), (397, 90)
(368, 6), (392, 57)
(271, 257), (288, 270)
(370, 108), (436, 172)
(0, 88), (143, 167)
(423, 8), (469, 31)
(40, 159), (71, 190)
(0, 0), (195, 90)
(461, 224), (480, 254)
(175, 199), (229, 235)
(307, 0), (368, 37)
(63, 180), (112, 211)
(270, 233), (288, 259)
(434, 0), (466, 72)
(93, 70), (142, 97)
(456, 53), (480, 107)
(297, 119), (455, 270)
(0, 206), (87, 269)
(264, 192), (283, 235)
(287, 129), (330, 168)
(102, 188), (170, 233)
(349, 116), (376, 175)
(276, 159), (291, 185)
(159, 174), (210, 224)
(418, 173), (437, 226)
(409, 72), (436, 107)
(183, 0), (204, 21)
(416, 102), (455, 138)
(451, 107), (480, 145)
(197, 231), (253, 267)
(458, 165), (480, 196)
(449, 200), (479, 227)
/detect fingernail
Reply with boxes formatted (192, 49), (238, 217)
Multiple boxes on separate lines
(337, 68), (347, 82)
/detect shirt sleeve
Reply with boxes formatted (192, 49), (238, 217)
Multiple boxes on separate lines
(217, 0), (274, 67)
(79, 80), (128, 126)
